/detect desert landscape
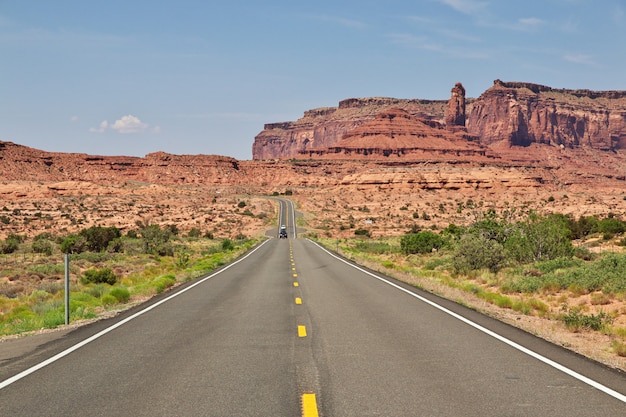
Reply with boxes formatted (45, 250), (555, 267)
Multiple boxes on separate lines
(2, 80), (626, 370)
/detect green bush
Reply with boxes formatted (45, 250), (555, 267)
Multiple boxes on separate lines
(108, 287), (130, 303)
(452, 234), (505, 273)
(504, 214), (574, 263)
(188, 228), (202, 238)
(32, 239), (53, 256)
(221, 239), (234, 251)
(140, 225), (172, 255)
(101, 294), (118, 305)
(0, 237), (20, 254)
(60, 234), (87, 254)
(82, 268), (117, 285)
(151, 275), (176, 294)
(561, 307), (613, 332)
(400, 231), (444, 254)
(80, 226), (122, 252)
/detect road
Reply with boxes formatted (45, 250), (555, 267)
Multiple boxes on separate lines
(1, 198), (625, 416)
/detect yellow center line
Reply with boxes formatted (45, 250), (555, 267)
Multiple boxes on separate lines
(293, 281), (299, 287)
(298, 325), (307, 337)
(295, 297), (302, 305)
(302, 393), (319, 417)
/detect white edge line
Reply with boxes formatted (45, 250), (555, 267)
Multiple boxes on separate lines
(308, 239), (626, 404)
(0, 239), (272, 390)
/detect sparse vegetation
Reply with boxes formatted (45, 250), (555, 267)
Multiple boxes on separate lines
(0, 221), (261, 337)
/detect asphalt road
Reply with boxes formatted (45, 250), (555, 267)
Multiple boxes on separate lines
(1, 199), (625, 416)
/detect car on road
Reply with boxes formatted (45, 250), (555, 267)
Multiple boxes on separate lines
(279, 225), (288, 239)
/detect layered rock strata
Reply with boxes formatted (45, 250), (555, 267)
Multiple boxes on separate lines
(253, 80), (626, 159)
(467, 80), (626, 150)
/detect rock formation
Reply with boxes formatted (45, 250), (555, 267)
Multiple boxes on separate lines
(467, 80), (626, 150)
(252, 98), (448, 160)
(301, 108), (487, 160)
(253, 80), (626, 160)
(445, 82), (466, 130)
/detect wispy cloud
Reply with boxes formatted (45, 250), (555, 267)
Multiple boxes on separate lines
(518, 17), (544, 28)
(563, 53), (596, 66)
(307, 14), (367, 29)
(438, 0), (488, 15)
(386, 33), (488, 58)
(613, 4), (625, 24)
(436, 28), (481, 42)
(175, 112), (267, 122)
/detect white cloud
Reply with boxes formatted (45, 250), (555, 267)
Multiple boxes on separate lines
(70, 115), (79, 122)
(89, 115), (151, 134)
(111, 114), (148, 134)
(89, 120), (108, 133)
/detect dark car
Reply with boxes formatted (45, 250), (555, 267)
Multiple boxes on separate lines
(279, 225), (288, 239)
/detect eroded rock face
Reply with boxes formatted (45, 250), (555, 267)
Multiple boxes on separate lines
(253, 80), (626, 159)
(252, 98), (448, 160)
(445, 82), (466, 129)
(301, 108), (487, 160)
(467, 80), (626, 150)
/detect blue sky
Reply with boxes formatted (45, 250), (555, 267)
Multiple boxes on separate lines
(1, 0), (624, 160)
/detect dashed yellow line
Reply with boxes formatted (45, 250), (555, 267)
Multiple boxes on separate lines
(293, 281), (299, 287)
(298, 325), (307, 337)
(302, 393), (319, 417)
(295, 297), (302, 305)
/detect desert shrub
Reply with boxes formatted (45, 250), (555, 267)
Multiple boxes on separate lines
(561, 307), (613, 332)
(32, 239), (53, 256)
(354, 229), (371, 237)
(612, 341), (626, 357)
(108, 287), (130, 303)
(534, 257), (583, 274)
(80, 226), (121, 252)
(237, 201), (247, 208)
(504, 214), (574, 263)
(188, 228), (202, 238)
(597, 217), (626, 236)
(101, 294), (118, 305)
(86, 284), (109, 298)
(34, 232), (54, 241)
(60, 234), (87, 254)
(0, 237), (20, 254)
(140, 225), (172, 255)
(151, 275), (176, 293)
(452, 234), (506, 273)
(400, 231), (444, 254)
(221, 238), (234, 251)
(107, 238), (124, 253)
(82, 268), (117, 285)
(354, 241), (395, 254)
(569, 215), (599, 239)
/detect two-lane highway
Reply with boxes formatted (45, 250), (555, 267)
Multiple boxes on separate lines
(1, 198), (625, 416)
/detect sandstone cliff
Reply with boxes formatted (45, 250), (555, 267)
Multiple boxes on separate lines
(301, 108), (489, 161)
(252, 97), (448, 160)
(253, 80), (626, 160)
(467, 80), (626, 150)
